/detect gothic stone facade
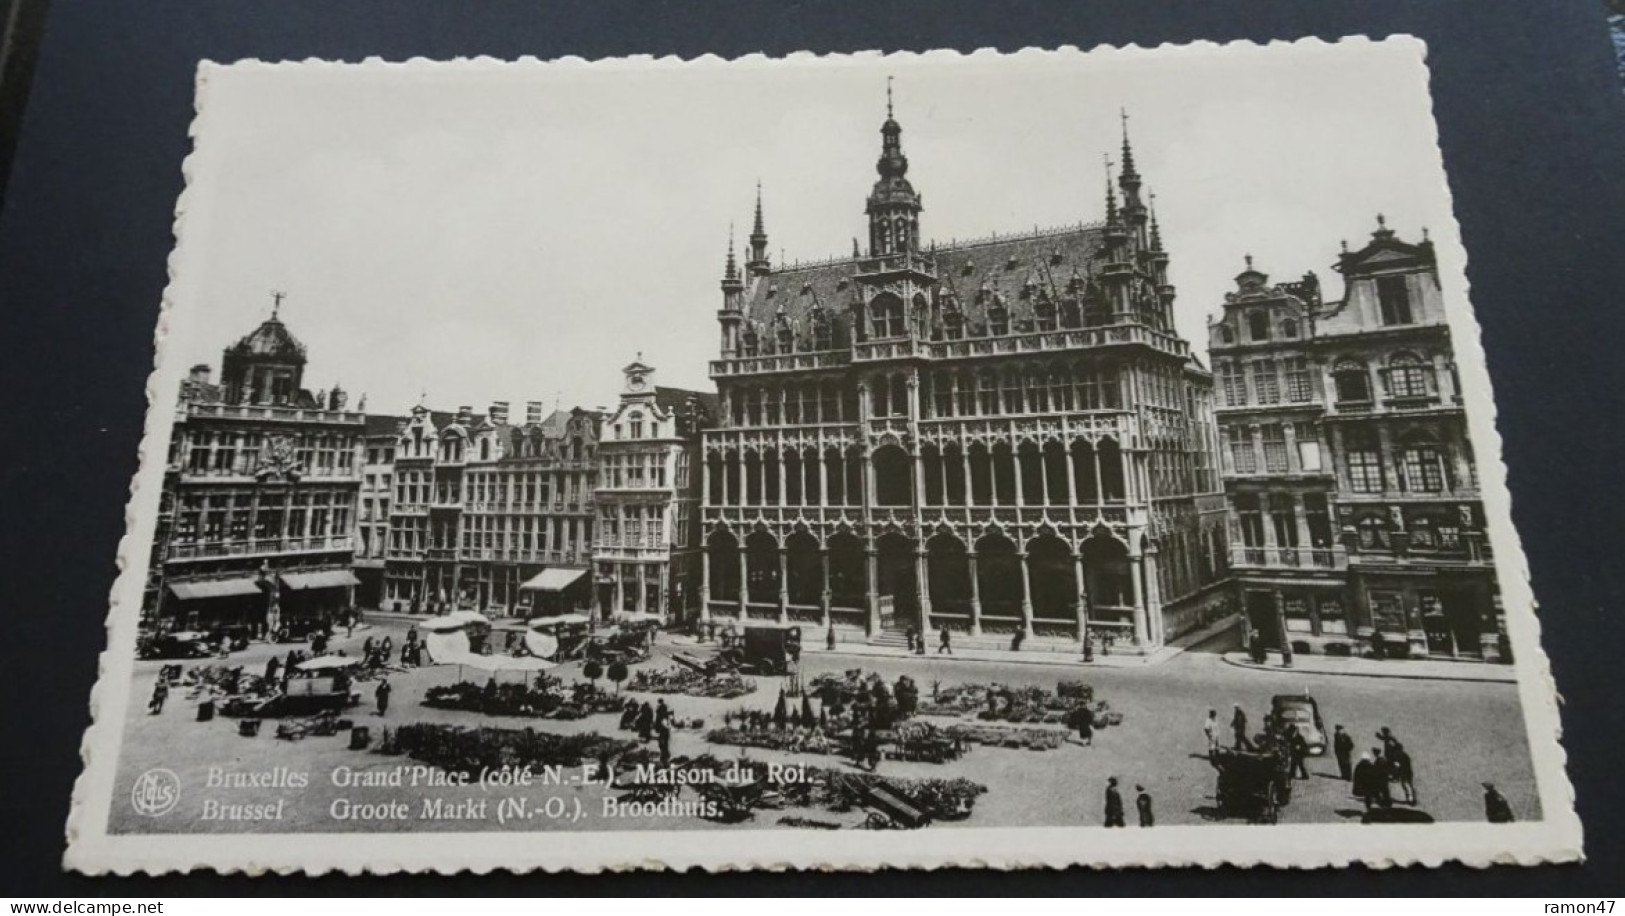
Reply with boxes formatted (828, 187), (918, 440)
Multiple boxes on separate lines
(591, 360), (716, 622)
(1210, 220), (1503, 662)
(699, 105), (1229, 650)
(149, 313), (363, 636)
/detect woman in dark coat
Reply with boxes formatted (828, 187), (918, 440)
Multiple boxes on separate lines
(1076, 706), (1095, 747)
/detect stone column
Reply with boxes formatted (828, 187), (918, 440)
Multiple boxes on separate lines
(967, 551), (983, 636)
(962, 450), (974, 508)
(820, 447), (831, 507)
(614, 563), (625, 614)
(699, 545), (712, 624)
(865, 545), (880, 636)
(636, 561), (647, 614)
(1130, 550), (1149, 647)
(1013, 444), (1027, 507)
(1074, 553), (1089, 645)
(777, 547), (789, 623)
(737, 545), (748, 618)
(1274, 587), (1294, 667)
(1017, 550), (1036, 639)
(1142, 543), (1164, 648)
(916, 547), (933, 640)
(818, 547), (831, 629)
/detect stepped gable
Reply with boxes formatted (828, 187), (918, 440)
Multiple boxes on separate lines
(738, 223), (1105, 349)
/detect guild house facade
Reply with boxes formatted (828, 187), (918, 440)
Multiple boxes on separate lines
(591, 359), (716, 622)
(699, 98), (1230, 651)
(145, 306), (364, 636)
(379, 402), (604, 618)
(1209, 219), (1504, 662)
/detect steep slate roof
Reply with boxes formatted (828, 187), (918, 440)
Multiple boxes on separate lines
(738, 223), (1107, 350)
(654, 386), (719, 418)
(364, 414), (407, 437)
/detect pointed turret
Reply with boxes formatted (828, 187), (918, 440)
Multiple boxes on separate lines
(717, 226), (745, 358)
(747, 182), (771, 276)
(1118, 109), (1148, 246)
(865, 77), (923, 256)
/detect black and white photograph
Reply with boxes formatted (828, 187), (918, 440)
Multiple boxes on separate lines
(63, 38), (1579, 875)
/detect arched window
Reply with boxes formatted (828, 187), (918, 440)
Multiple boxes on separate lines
(1218, 325), (1235, 345)
(870, 294), (906, 339)
(1247, 311), (1272, 342)
(1280, 318), (1299, 339)
(1384, 352), (1433, 399)
(1332, 358), (1371, 404)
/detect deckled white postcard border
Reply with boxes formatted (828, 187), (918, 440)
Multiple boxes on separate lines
(65, 36), (1581, 875)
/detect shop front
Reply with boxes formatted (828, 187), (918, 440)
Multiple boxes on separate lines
(163, 576), (267, 630)
(1350, 568), (1502, 662)
(518, 566), (591, 619)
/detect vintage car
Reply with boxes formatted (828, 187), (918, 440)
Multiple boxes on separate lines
(1271, 692), (1328, 757)
(137, 630), (216, 660)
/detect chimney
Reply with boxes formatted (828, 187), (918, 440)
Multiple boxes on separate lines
(189, 364), (211, 385)
(489, 401), (510, 425)
(457, 405), (473, 425)
(330, 384), (348, 411)
(526, 401), (544, 425)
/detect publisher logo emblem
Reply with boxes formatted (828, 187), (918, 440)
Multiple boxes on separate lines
(131, 768), (180, 817)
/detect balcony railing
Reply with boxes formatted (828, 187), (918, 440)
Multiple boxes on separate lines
(166, 535), (354, 561)
(709, 350), (851, 377)
(926, 324), (1189, 361)
(1230, 545), (1348, 571)
(185, 403), (366, 425)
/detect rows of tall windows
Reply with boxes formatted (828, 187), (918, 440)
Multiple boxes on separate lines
(184, 428), (358, 477)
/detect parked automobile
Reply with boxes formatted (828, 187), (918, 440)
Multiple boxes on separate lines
(138, 631), (215, 660)
(1271, 692), (1328, 756)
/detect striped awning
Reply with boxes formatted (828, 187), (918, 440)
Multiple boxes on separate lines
(279, 570), (361, 591)
(519, 567), (589, 593)
(168, 577), (263, 601)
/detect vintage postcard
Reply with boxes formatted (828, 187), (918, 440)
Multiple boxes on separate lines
(66, 38), (1580, 874)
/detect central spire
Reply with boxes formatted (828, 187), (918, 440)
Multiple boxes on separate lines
(866, 77), (922, 256)
(747, 181), (771, 275)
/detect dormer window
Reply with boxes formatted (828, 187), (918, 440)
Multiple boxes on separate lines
(629, 412), (643, 439)
(1377, 275), (1413, 325)
(988, 304), (1009, 337)
(1247, 311), (1272, 342)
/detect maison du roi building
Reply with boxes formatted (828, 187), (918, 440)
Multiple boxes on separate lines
(145, 308), (363, 637)
(1209, 219), (1506, 662)
(349, 365), (714, 622)
(697, 100), (1232, 652)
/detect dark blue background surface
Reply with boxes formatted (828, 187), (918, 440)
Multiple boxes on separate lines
(2, 0), (1623, 894)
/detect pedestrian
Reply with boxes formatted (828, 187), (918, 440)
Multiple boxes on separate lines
(1103, 777), (1126, 828)
(938, 626), (952, 655)
(264, 655), (280, 685)
(655, 699), (671, 729)
(285, 649), (299, 676)
(1289, 728), (1310, 781)
(1248, 627), (1266, 664)
(148, 679), (169, 715)
(1333, 725), (1354, 781)
(1077, 705), (1095, 747)
(1351, 752), (1375, 811)
(657, 723), (672, 767)
(1231, 704), (1251, 751)
(346, 611), (356, 639)
(380, 635), (394, 663)
(1135, 785), (1154, 827)
(1482, 782), (1515, 823)
(363, 636), (375, 658)
(637, 702), (655, 741)
(1389, 739), (1417, 805)
(1370, 747), (1393, 808)
(311, 631), (328, 656)
(1203, 709), (1221, 759)
(375, 678), (392, 717)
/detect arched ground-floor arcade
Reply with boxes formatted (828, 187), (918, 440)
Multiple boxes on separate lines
(699, 524), (1179, 651)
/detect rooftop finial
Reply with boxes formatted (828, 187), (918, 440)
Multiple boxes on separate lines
(1103, 154), (1118, 224)
(887, 75), (894, 119)
(1119, 107), (1138, 179)
(270, 289), (286, 320)
(723, 222), (739, 282)
(1245, 253), (1254, 270)
(1149, 189), (1163, 250)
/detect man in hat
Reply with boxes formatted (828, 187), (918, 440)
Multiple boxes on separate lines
(1332, 724), (1355, 781)
(1483, 782), (1515, 823)
(375, 677), (392, 717)
(1103, 777), (1126, 828)
(1231, 704), (1251, 751)
(1135, 785), (1154, 827)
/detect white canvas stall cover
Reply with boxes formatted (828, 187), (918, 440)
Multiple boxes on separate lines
(423, 630), (472, 666)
